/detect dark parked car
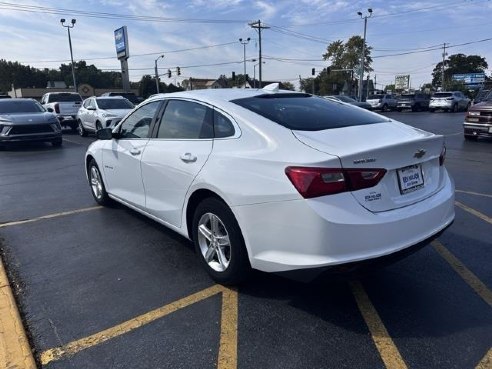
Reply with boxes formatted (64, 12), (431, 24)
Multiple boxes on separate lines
(396, 93), (430, 112)
(0, 98), (62, 148)
(463, 94), (492, 141)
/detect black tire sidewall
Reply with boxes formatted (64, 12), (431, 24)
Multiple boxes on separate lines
(192, 198), (249, 284)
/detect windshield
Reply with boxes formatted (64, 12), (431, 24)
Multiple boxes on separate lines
(368, 94), (383, 99)
(0, 100), (45, 114)
(47, 93), (82, 103)
(433, 93), (452, 98)
(232, 94), (386, 131)
(96, 98), (134, 110)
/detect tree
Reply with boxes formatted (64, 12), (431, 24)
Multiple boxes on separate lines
(281, 82), (295, 91)
(432, 53), (488, 87)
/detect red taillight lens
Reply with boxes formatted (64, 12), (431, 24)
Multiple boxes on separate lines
(54, 103), (60, 114)
(285, 167), (386, 199)
(439, 146), (446, 166)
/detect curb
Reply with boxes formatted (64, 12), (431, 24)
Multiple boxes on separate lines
(0, 259), (37, 368)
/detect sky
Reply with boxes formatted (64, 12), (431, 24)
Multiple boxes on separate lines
(0, 0), (491, 91)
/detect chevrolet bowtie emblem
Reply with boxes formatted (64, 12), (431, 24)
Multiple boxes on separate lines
(414, 149), (426, 158)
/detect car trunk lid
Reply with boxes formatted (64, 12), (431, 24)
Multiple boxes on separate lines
(293, 122), (445, 212)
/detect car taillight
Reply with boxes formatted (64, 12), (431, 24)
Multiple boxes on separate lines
(54, 103), (60, 114)
(285, 167), (386, 199)
(439, 146), (446, 166)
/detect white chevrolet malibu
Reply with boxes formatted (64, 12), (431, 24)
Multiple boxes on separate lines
(85, 85), (455, 284)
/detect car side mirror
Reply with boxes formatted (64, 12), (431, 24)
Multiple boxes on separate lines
(96, 128), (114, 140)
(46, 107), (54, 113)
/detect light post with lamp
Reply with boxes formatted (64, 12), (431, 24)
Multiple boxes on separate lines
(357, 8), (372, 101)
(154, 54), (164, 94)
(239, 37), (250, 86)
(60, 18), (77, 92)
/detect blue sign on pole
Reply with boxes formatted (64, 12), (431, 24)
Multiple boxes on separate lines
(452, 73), (485, 88)
(114, 26), (129, 59)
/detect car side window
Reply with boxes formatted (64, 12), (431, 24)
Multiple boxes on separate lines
(119, 101), (160, 139)
(214, 110), (235, 138)
(157, 100), (213, 139)
(83, 99), (91, 109)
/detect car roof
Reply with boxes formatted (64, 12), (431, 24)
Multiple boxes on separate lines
(145, 86), (300, 106)
(0, 98), (37, 103)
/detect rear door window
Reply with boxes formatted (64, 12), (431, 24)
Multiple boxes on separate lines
(157, 100), (213, 139)
(232, 94), (386, 131)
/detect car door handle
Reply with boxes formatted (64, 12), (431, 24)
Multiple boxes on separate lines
(130, 148), (141, 156)
(180, 153), (197, 163)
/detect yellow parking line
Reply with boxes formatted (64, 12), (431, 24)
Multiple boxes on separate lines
(432, 240), (492, 308)
(476, 347), (492, 369)
(218, 287), (238, 369)
(350, 281), (408, 369)
(0, 206), (102, 229)
(456, 190), (492, 199)
(0, 258), (37, 369)
(455, 201), (492, 225)
(40, 284), (230, 366)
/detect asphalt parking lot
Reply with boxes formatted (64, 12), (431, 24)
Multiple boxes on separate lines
(1, 111), (491, 369)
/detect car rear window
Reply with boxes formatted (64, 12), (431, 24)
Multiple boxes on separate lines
(0, 100), (44, 113)
(48, 93), (82, 103)
(433, 93), (452, 98)
(232, 94), (386, 131)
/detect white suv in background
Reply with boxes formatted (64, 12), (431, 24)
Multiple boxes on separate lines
(366, 93), (398, 111)
(76, 96), (134, 136)
(429, 91), (471, 113)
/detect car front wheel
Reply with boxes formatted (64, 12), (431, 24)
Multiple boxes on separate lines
(78, 120), (88, 137)
(88, 159), (111, 206)
(192, 198), (250, 285)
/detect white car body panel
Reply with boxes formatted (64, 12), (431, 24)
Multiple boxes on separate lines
(85, 88), (455, 274)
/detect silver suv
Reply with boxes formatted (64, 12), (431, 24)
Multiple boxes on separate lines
(429, 91), (470, 113)
(76, 96), (134, 136)
(366, 93), (398, 111)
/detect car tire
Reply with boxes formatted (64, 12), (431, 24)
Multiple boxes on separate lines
(78, 120), (88, 137)
(192, 197), (250, 285)
(464, 135), (478, 141)
(51, 138), (62, 147)
(88, 159), (112, 206)
(381, 103), (388, 112)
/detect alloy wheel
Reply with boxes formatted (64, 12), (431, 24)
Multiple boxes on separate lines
(197, 213), (231, 272)
(90, 165), (103, 200)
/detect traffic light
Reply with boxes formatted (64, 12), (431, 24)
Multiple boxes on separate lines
(311, 68), (315, 76)
(167, 69), (171, 78)
(177, 67), (181, 76)
(232, 71), (236, 80)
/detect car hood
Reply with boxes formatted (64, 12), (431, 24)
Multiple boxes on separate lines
(101, 109), (132, 117)
(470, 100), (492, 111)
(0, 112), (58, 125)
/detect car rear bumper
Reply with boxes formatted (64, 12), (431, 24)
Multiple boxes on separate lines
(233, 171), (455, 273)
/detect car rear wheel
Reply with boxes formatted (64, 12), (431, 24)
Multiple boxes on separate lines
(88, 159), (111, 206)
(192, 198), (250, 285)
(78, 120), (88, 137)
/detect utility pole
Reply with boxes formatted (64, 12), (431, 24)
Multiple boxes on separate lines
(60, 18), (77, 92)
(249, 20), (269, 87)
(357, 9), (372, 101)
(441, 43), (448, 91)
(154, 54), (164, 94)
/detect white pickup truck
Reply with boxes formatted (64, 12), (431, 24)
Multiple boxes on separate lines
(41, 92), (83, 130)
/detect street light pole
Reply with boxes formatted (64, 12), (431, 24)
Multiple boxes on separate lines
(239, 38), (250, 87)
(154, 54), (164, 94)
(60, 18), (77, 92)
(357, 9), (372, 101)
